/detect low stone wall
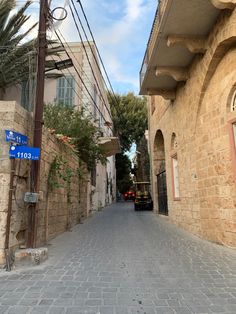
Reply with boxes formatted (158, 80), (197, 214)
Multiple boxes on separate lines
(37, 128), (89, 245)
(0, 101), (89, 265)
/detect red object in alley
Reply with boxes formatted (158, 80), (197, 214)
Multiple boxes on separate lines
(123, 191), (135, 201)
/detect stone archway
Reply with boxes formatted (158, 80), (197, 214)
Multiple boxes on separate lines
(153, 130), (168, 215)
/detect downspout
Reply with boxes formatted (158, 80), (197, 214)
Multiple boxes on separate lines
(4, 158), (16, 271)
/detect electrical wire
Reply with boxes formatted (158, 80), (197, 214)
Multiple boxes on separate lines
(70, 0), (124, 146)
(53, 30), (113, 135)
(73, 0), (123, 117)
(53, 42), (107, 128)
(48, 6), (111, 124)
(50, 45), (110, 137)
(68, 2), (113, 124)
(56, 28), (108, 121)
(47, 51), (95, 118)
(46, 42), (111, 136)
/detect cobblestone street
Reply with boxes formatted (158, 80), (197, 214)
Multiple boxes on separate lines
(0, 202), (236, 314)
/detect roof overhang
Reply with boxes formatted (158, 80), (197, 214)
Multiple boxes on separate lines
(98, 137), (121, 157)
(139, 0), (231, 97)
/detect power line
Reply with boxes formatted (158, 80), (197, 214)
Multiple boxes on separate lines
(53, 30), (113, 134)
(53, 32), (112, 134)
(47, 43), (103, 123)
(74, 0), (123, 116)
(47, 46), (111, 137)
(68, 2), (113, 123)
(57, 31), (91, 80)
(56, 28), (107, 121)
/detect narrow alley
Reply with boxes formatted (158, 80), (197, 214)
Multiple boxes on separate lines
(0, 202), (236, 314)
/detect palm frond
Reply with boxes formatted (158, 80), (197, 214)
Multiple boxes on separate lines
(0, 0), (15, 34)
(0, 1), (34, 47)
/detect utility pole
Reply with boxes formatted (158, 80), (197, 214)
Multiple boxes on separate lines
(27, 0), (48, 248)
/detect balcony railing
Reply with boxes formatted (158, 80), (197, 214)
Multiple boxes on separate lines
(140, 0), (166, 87)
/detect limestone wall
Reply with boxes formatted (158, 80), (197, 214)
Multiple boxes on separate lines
(0, 101), (89, 265)
(149, 10), (236, 247)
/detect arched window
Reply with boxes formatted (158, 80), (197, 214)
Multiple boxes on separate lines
(228, 88), (236, 184)
(231, 90), (236, 112)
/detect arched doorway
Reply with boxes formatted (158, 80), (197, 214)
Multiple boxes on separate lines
(153, 130), (168, 215)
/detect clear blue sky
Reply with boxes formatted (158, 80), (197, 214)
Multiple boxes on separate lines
(19, 0), (157, 95)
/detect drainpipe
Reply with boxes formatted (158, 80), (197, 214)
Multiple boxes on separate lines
(4, 158), (16, 271)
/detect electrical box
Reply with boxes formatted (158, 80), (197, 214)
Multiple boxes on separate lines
(24, 192), (39, 203)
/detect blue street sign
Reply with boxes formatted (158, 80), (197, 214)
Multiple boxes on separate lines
(5, 130), (28, 145)
(9, 145), (40, 160)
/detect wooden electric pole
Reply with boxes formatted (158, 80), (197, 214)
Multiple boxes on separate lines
(27, 0), (48, 248)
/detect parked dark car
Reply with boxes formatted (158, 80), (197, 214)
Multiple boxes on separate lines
(134, 182), (153, 210)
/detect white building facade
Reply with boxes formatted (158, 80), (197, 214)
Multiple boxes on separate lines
(3, 41), (119, 213)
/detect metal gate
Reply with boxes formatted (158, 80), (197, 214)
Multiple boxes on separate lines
(156, 170), (168, 215)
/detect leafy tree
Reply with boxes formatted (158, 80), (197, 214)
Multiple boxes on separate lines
(0, 0), (37, 97)
(135, 135), (150, 182)
(115, 153), (133, 194)
(43, 103), (107, 171)
(109, 92), (149, 190)
(108, 92), (148, 152)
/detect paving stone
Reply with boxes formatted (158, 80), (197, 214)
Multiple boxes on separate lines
(0, 298), (20, 305)
(0, 203), (235, 314)
(48, 307), (65, 314)
(19, 298), (38, 306)
(38, 299), (54, 306)
(114, 307), (129, 314)
(85, 298), (102, 306)
(154, 307), (175, 314)
(172, 307), (193, 314)
(89, 292), (102, 298)
(30, 307), (50, 313)
(0, 305), (9, 313)
(99, 306), (114, 314)
(7, 306), (31, 314)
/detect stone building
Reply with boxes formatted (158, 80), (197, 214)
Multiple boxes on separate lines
(0, 42), (119, 265)
(140, 0), (236, 247)
(4, 41), (119, 212)
(42, 42), (119, 211)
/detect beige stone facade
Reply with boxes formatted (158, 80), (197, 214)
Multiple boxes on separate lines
(3, 42), (117, 213)
(141, 1), (236, 247)
(0, 101), (89, 265)
(0, 41), (118, 266)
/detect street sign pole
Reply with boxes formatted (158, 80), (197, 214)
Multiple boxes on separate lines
(28, 0), (48, 248)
